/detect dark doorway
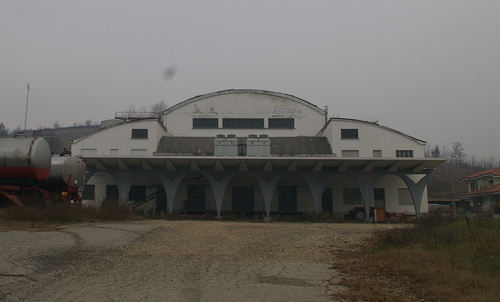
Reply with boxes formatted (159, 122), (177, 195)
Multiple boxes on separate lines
(232, 187), (254, 211)
(374, 188), (385, 208)
(188, 185), (206, 211)
(322, 188), (333, 213)
(155, 187), (167, 215)
(279, 186), (297, 212)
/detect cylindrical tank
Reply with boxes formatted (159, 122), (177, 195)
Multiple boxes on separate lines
(48, 156), (86, 188)
(0, 137), (52, 182)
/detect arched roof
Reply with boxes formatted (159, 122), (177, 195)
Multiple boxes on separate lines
(163, 89), (326, 115)
(326, 117), (427, 145)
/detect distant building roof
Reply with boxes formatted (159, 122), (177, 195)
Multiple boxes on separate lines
(460, 183), (500, 197)
(460, 167), (500, 182)
(155, 136), (333, 156)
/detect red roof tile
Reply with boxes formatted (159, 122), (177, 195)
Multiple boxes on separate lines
(460, 183), (500, 196)
(460, 167), (500, 181)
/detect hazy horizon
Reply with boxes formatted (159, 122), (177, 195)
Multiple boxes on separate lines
(2, 1), (499, 159)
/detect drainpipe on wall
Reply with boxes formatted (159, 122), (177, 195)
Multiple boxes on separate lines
(324, 106), (329, 125)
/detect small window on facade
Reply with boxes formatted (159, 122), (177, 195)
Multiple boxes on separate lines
(81, 148), (97, 156)
(396, 150), (414, 158)
(223, 118), (264, 129)
(341, 129), (359, 139)
(193, 118), (218, 129)
(268, 118), (294, 129)
(110, 149), (119, 155)
(373, 150), (382, 157)
(131, 129), (148, 139)
(82, 185), (95, 200)
(131, 149), (147, 156)
(341, 150), (360, 157)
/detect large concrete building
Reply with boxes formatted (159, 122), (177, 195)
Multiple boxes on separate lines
(72, 89), (445, 220)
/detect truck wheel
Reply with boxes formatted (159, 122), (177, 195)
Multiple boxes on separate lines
(355, 209), (366, 221)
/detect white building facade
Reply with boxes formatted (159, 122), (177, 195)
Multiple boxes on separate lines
(72, 89), (445, 220)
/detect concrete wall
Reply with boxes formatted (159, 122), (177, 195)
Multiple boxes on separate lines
(72, 120), (167, 156)
(163, 90), (326, 137)
(321, 118), (426, 158)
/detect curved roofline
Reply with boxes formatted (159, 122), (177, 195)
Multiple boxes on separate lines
(163, 89), (326, 115)
(71, 119), (165, 144)
(324, 117), (427, 145)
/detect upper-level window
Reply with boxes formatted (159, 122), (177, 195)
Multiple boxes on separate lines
(268, 118), (294, 129)
(131, 129), (148, 139)
(341, 129), (359, 139)
(396, 150), (414, 158)
(223, 118), (264, 129)
(193, 118), (218, 129)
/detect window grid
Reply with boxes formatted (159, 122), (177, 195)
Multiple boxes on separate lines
(396, 150), (414, 158)
(131, 129), (148, 139)
(223, 118), (264, 129)
(341, 129), (359, 139)
(193, 118), (218, 129)
(268, 118), (294, 129)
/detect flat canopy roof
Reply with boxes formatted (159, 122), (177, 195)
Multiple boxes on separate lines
(83, 156), (446, 173)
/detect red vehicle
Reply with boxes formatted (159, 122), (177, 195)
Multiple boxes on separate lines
(0, 136), (86, 206)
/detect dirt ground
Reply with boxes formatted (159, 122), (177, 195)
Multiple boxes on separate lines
(0, 220), (395, 301)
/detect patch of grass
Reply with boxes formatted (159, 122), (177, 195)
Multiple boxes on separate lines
(331, 216), (500, 301)
(0, 199), (140, 226)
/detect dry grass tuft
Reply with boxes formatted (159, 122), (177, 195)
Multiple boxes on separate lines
(331, 216), (500, 302)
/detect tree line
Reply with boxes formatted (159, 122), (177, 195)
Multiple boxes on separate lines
(425, 142), (500, 199)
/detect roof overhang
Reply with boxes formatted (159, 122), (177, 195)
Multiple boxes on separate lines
(83, 156), (446, 173)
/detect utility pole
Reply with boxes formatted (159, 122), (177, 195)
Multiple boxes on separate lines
(24, 84), (30, 132)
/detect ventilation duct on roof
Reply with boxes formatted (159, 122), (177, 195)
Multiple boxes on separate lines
(247, 134), (270, 157)
(214, 134), (238, 157)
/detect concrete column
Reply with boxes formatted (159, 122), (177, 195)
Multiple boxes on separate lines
(155, 171), (190, 214)
(397, 170), (435, 217)
(347, 173), (383, 222)
(201, 172), (237, 217)
(300, 173), (329, 215)
(252, 172), (285, 220)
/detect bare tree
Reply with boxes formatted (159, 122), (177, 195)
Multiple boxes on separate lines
(151, 100), (168, 118)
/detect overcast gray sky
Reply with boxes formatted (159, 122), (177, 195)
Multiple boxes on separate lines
(1, 0), (499, 159)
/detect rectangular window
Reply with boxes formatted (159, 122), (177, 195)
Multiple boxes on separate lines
(131, 149), (147, 156)
(223, 118), (264, 129)
(268, 118), (294, 129)
(341, 129), (359, 139)
(81, 148), (97, 156)
(82, 185), (95, 200)
(373, 150), (382, 157)
(110, 149), (119, 155)
(396, 150), (414, 158)
(106, 185), (119, 200)
(131, 129), (148, 139)
(342, 150), (360, 157)
(343, 188), (362, 205)
(193, 118), (218, 129)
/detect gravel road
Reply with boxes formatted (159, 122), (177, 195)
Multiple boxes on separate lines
(0, 220), (394, 301)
